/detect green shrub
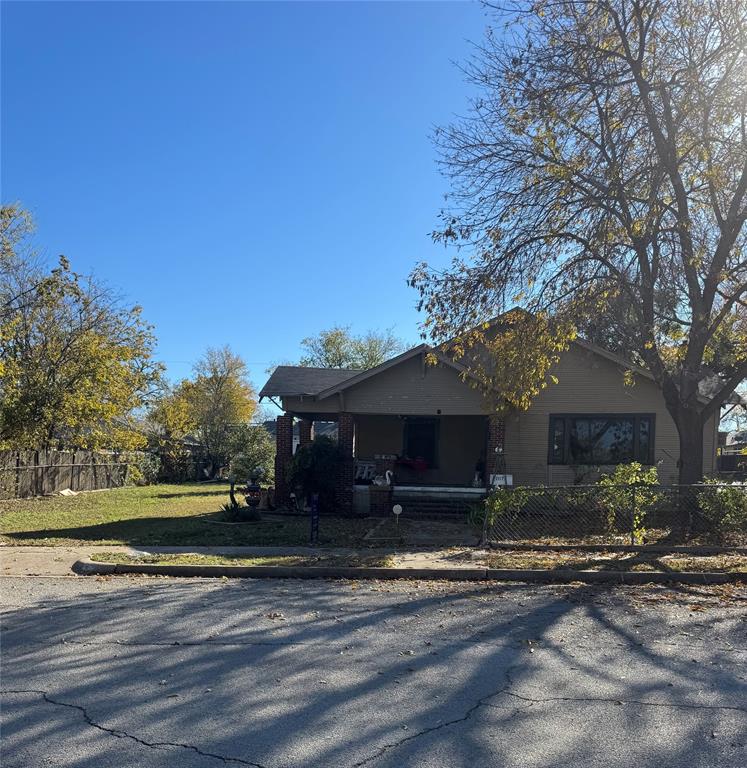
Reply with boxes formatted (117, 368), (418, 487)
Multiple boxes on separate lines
(287, 436), (344, 512)
(228, 425), (275, 484)
(156, 442), (195, 482)
(482, 486), (544, 525)
(598, 462), (660, 543)
(697, 480), (747, 537)
(222, 500), (239, 516)
(123, 452), (161, 486)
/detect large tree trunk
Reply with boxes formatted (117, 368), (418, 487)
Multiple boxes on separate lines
(669, 406), (706, 540)
(674, 408), (705, 486)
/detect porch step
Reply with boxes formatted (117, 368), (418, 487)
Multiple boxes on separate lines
(391, 491), (485, 518)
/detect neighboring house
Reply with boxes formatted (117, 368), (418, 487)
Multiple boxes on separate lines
(718, 430), (747, 475)
(259, 341), (734, 514)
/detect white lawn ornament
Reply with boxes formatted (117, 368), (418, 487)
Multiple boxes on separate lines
(392, 503), (403, 528)
(372, 470), (393, 486)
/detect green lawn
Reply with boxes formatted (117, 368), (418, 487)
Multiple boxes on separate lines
(0, 483), (372, 547)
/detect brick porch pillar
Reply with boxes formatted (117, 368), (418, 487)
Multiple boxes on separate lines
(274, 414), (294, 505)
(299, 418), (314, 449)
(336, 412), (355, 516)
(486, 414), (505, 489)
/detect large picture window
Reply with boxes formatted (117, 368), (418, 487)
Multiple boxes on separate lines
(548, 414), (654, 465)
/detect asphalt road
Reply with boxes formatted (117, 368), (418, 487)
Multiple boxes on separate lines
(1, 576), (746, 768)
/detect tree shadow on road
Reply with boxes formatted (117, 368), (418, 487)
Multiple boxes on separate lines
(1, 577), (745, 767)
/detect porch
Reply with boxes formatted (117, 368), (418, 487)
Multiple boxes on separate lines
(260, 349), (506, 514)
(354, 414), (488, 487)
(272, 411), (504, 516)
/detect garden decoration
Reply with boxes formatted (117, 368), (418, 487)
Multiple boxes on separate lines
(241, 469), (263, 521)
(392, 503), (402, 529)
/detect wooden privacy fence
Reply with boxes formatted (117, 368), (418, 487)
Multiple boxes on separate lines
(0, 449), (132, 500)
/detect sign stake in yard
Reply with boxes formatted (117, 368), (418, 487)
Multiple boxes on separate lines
(392, 504), (402, 529)
(310, 493), (320, 545)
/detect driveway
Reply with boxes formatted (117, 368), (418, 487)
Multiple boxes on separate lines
(1, 576), (745, 767)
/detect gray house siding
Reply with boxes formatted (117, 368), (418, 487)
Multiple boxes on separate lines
(338, 356), (487, 416)
(273, 342), (719, 486)
(502, 344), (717, 485)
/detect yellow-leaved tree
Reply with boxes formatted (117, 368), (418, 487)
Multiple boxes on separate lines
(149, 346), (257, 478)
(0, 204), (162, 450)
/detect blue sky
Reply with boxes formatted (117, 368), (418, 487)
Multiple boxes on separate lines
(1, 0), (489, 392)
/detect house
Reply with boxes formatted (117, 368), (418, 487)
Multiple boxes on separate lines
(718, 429), (747, 476)
(259, 340), (727, 515)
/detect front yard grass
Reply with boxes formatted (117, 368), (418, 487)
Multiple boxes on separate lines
(0, 483), (372, 547)
(89, 552), (395, 567)
(484, 549), (747, 573)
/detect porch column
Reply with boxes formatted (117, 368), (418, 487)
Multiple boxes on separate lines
(336, 412), (355, 515)
(299, 418), (314, 449)
(274, 414), (294, 506)
(486, 414), (505, 489)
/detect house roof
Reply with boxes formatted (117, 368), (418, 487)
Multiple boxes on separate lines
(259, 326), (745, 407)
(259, 366), (359, 398)
(313, 344), (474, 400)
(259, 347), (473, 403)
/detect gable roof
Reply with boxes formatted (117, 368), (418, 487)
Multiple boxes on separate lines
(313, 344), (474, 400)
(260, 327), (744, 407)
(259, 366), (359, 398)
(454, 312), (741, 406)
(260, 347), (473, 402)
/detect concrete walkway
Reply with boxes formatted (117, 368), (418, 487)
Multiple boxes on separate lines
(1, 546), (134, 577)
(0, 545), (482, 577)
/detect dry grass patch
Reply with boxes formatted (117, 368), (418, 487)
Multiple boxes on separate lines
(89, 552), (395, 568)
(484, 549), (747, 573)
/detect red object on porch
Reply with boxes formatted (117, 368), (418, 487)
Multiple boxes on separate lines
(396, 457), (428, 473)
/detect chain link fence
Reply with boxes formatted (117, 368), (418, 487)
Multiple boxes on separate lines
(480, 483), (747, 546)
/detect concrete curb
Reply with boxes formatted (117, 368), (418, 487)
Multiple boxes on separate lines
(72, 558), (746, 584)
(489, 542), (747, 555)
(484, 568), (744, 584)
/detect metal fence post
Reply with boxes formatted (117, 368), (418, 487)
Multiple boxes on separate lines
(309, 493), (320, 545)
(630, 485), (636, 545)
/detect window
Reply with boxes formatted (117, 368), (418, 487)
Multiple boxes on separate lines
(403, 418), (439, 467)
(548, 414), (654, 465)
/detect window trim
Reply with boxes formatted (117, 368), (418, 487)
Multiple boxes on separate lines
(547, 413), (655, 466)
(402, 417), (440, 469)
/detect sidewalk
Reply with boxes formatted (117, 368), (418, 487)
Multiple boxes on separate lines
(0, 545), (482, 577)
(1, 546), (133, 577)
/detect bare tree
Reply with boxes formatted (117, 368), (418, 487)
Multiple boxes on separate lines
(411, 0), (747, 483)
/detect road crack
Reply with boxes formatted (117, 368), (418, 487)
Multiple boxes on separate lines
(351, 675), (516, 767)
(502, 689), (747, 712)
(348, 667), (746, 768)
(2, 689), (269, 767)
